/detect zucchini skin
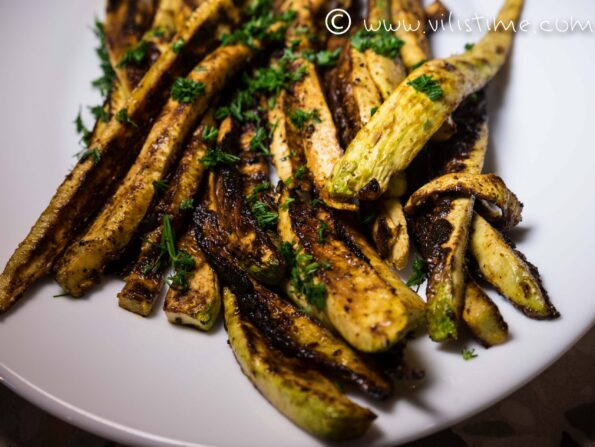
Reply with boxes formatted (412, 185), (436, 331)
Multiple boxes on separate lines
(194, 205), (393, 399)
(56, 43), (252, 297)
(223, 288), (376, 441)
(0, 0), (237, 312)
(328, 0), (524, 201)
(469, 214), (559, 319)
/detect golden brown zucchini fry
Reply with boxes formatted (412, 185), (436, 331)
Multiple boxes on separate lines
(370, 198), (410, 270)
(56, 44), (252, 297)
(194, 205), (393, 398)
(0, 0), (237, 313)
(117, 114), (216, 315)
(164, 228), (221, 330)
(406, 173), (524, 230)
(329, 0), (524, 202)
(223, 288), (376, 440)
(283, 194), (409, 353)
(463, 279), (508, 347)
(364, 0), (407, 100)
(268, 91), (295, 186)
(390, 0), (430, 70)
(469, 213), (559, 319)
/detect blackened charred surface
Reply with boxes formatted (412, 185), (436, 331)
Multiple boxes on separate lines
(408, 196), (455, 270)
(430, 90), (487, 176)
(373, 341), (425, 381)
(358, 178), (381, 201)
(372, 216), (392, 259)
(193, 206), (392, 399)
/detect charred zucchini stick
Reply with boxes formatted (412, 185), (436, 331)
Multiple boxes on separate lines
(469, 213), (559, 319)
(371, 198), (410, 270)
(405, 173), (524, 230)
(285, 194), (409, 353)
(164, 228), (221, 330)
(463, 278), (508, 347)
(117, 114), (215, 315)
(0, 0), (237, 312)
(194, 205), (392, 398)
(56, 44), (252, 297)
(329, 0), (524, 201)
(390, 0), (430, 70)
(223, 288), (376, 440)
(407, 94), (487, 341)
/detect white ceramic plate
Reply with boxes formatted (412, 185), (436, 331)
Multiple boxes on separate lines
(1, 1), (594, 446)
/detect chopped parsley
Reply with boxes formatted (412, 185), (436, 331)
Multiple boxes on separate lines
(201, 126), (218, 144)
(280, 196), (295, 210)
(89, 105), (109, 123)
(92, 20), (116, 98)
(280, 242), (327, 310)
(406, 258), (428, 291)
(317, 220), (328, 244)
(249, 127), (270, 155)
(462, 348), (478, 361)
(409, 59), (427, 71)
(74, 109), (92, 146)
(161, 215), (195, 290)
(294, 164), (307, 179)
(118, 40), (149, 67)
(171, 38), (185, 54)
(171, 78), (206, 103)
(289, 108), (321, 130)
(114, 108), (138, 127)
(351, 28), (404, 59)
(407, 74), (444, 101)
(194, 65), (207, 72)
(302, 48), (341, 67)
(79, 148), (101, 164)
(309, 198), (324, 207)
(370, 106), (379, 116)
(200, 148), (240, 169)
(250, 200), (278, 230)
(464, 43), (475, 51)
(180, 198), (194, 210)
(153, 179), (169, 194)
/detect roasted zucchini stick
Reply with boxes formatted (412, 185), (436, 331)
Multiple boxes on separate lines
(0, 0), (237, 312)
(194, 205), (393, 398)
(329, 0), (524, 201)
(390, 0), (430, 70)
(56, 44), (252, 297)
(463, 278), (508, 347)
(282, 193), (410, 353)
(469, 213), (559, 319)
(164, 228), (221, 330)
(364, 0), (407, 100)
(117, 114), (215, 315)
(223, 288), (376, 440)
(371, 198), (410, 270)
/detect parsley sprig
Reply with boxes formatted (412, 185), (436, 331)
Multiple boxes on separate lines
(289, 108), (321, 130)
(351, 28), (404, 59)
(407, 74), (444, 101)
(118, 40), (149, 67)
(406, 258), (428, 292)
(200, 148), (240, 169)
(171, 78), (206, 103)
(280, 242), (328, 310)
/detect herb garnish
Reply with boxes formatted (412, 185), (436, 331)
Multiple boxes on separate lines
(200, 148), (240, 169)
(115, 108), (138, 127)
(406, 258), (428, 291)
(294, 165), (307, 180)
(80, 148), (101, 164)
(161, 215), (196, 290)
(407, 74), (444, 101)
(289, 108), (321, 130)
(409, 59), (427, 71)
(250, 200), (278, 230)
(370, 106), (379, 116)
(74, 109), (92, 146)
(317, 220), (328, 244)
(302, 48), (341, 67)
(201, 126), (218, 144)
(171, 38), (185, 54)
(180, 198), (194, 210)
(118, 40), (149, 67)
(153, 179), (169, 194)
(462, 348), (478, 361)
(249, 127), (270, 155)
(280, 242), (327, 310)
(464, 43), (475, 51)
(89, 105), (109, 123)
(171, 78), (206, 103)
(351, 28), (404, 58)
(280, 196), (295, 210)
(92, 20), (116, 97)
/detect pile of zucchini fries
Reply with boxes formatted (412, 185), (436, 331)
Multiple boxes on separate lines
(0, 0), (560, 440)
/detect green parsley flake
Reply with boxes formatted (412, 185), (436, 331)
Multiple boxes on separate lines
(171, 78), (206, 103)
(200, 148), (240, 169)
(118, 40), (148, 67)
(407, 74), (444, 101)
(462, 348), (478, 361)
(289, 108), (321, 130)
(201, 126), (218, 144)
(406, 258), (428, 291)
(171, 38), (185, 54)
(351, 28), (404, 59)
(115, 108), (138, 127)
